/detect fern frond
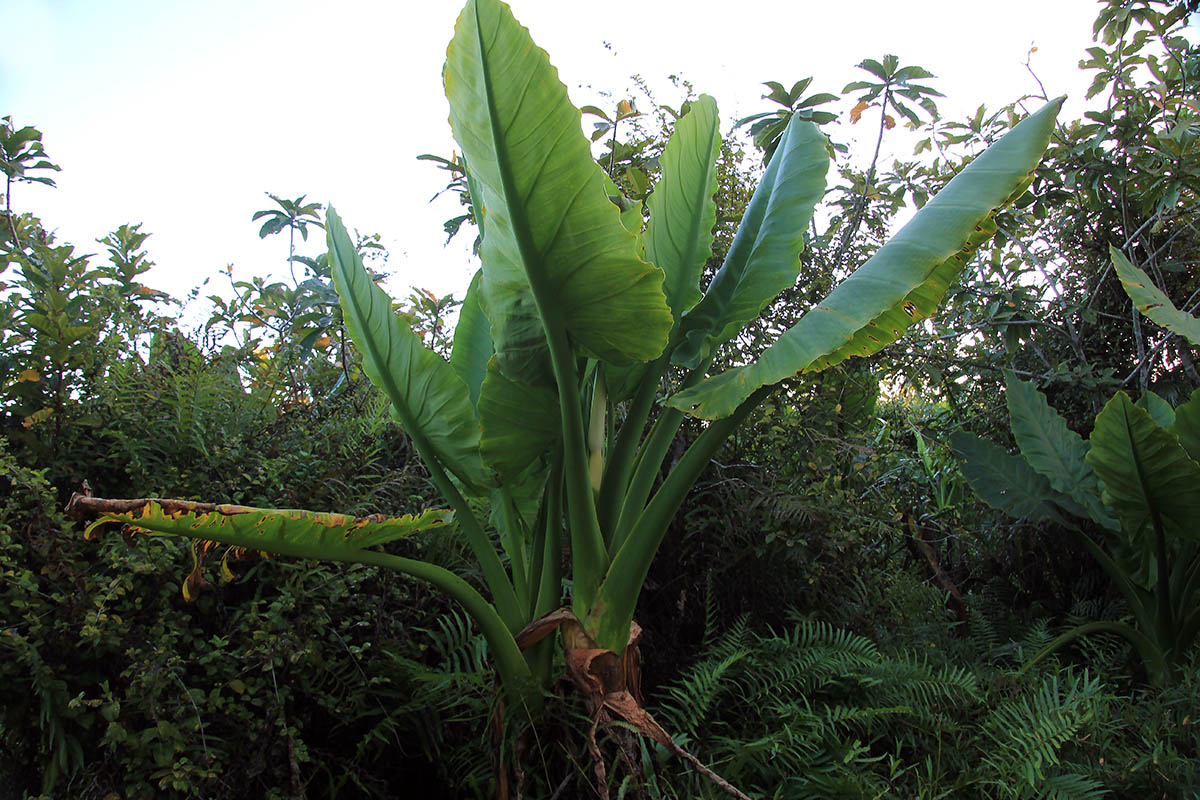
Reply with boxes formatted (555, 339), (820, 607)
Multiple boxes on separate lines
(982, 669), (1105, 790)
(1040, 772), (1109, 800)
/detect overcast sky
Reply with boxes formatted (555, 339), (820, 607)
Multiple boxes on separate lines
(4, 0), (1106, 312)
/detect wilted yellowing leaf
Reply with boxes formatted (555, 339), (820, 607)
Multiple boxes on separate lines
(21, 408), (54, 428)
(17, 369), (40, 382)
(850, 100), (872, 124)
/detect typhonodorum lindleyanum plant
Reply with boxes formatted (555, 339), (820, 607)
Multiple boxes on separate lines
(70, 0), (1062, 781)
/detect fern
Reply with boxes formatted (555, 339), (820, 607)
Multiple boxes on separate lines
(1014, 617), (1055, 662)
(662, 615), (752, 737)
(967, 604), (1002, 661)
(863, 653), (980, 713)
(654, 616), (984, 797)
(981, 669), (1108, 796)
(366, 613), (497, 797)
(1040, 772), (1109, 800)
(420, 609), (491, 677)
(700, 570), (722, 649)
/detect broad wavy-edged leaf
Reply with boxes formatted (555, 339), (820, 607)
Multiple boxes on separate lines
(1005, 373), (1116, 529)
(620, 201), (643, 238)
(603, 173), (645, 238)
(444, 0), (671, 377)
(1111, 246), (1200, 346)
(673, 114), (830, 369)
(1171, 387), (1200, 463)
(645, 94), (721, 323)
(671, 98), (1063, 419)
(327, 209), (489, 491)
(1086, 392), (1200, 542)
(1136, 390), (1175, 429)
(950, 432), (1068, 524)
(449, 269), (493, 411)
(83, 498), (453, 559)
(604, 360), (649, 404)
(478, 358), (560, 482)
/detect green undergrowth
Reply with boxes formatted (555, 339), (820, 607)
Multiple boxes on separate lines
(641, 573), (1199, 800)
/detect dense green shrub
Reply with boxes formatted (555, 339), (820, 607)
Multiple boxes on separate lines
(0, 437), (501, 799)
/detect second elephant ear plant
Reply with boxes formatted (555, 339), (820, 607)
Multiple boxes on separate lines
(68, 0), (1060, 791)
(952, 371), (1200, 686)
(952, 245), (1200, 687)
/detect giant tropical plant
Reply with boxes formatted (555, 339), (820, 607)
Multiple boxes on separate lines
(70, 0), (1061, 787)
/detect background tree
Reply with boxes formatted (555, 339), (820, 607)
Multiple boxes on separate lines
(252, 192), (325, 283)
(0, 116), (60, 253)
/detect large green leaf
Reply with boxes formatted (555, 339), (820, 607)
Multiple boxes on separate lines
(603, 173), (645, 238)
(673, 113), (830, 369)
(1086, 392), (1200, 542)
(671, 97), (1063, 419)
(478, 358), (560, 482)
(84, 499), (453, 558)
(1171, 388), (1200, 464)
(327, 209), (489, 492)
(1111, 246), (1200, 346)
(645, 94), (721, 322)
(1005, 373), (1115, 529)
(950, 431), (1068, 524)
(77, 495), (537, 698)
(444, 0), (671, 376)
(449, 269), (493, 411)
(1136, 390), (1175, 429)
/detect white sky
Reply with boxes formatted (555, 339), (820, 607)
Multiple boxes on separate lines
(3, 0), (1103, 314)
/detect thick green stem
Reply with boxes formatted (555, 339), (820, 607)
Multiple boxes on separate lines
(545, 323), (608, 613)
(528, 454), (564, 690)
(1069, 526), (1155, 637)
(611, 407), (683, 553)
(1152, 513), (1176, 649)
(587, 367), (608, 493)
(526, 475), (551, 618)
(598, 352), (671, 540)
(1171, 545), (1200, 619)
(495, 489), (530, 612)
(588, 386), (771, 651)
(354, 550), (537, 709)
(535, 455), (564, 616)
(1021, 620), (1167, 686)
(610, 358), (713, 554)
(1178, 605), (1200, 656)
(397, 412), (523, 632)
(93, 509), (536, 709)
